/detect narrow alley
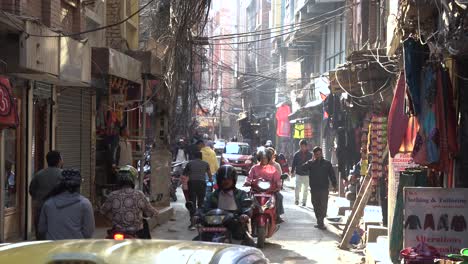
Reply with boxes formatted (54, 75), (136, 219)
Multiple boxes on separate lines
(153, 176), (363, 264)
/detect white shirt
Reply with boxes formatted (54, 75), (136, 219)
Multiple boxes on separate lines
(118, 139), (133, 167)
(176, 149), (187, 162)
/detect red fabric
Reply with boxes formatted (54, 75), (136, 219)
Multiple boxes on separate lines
(275, 104), (291, 137)
(320, 92), (327, 101)
(0, 77), (19, 130)
(400, 116), (419, 153)
(434, 69), (458, 174)
(388, 73), (409, 158)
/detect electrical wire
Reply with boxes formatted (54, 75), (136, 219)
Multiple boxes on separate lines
(196, 9), (347, 46)
(207, 3), (354, 40)
(334, 68), (392, 99)
(0, 0), (157, 38)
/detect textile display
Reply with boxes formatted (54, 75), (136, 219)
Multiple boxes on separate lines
(400, 37), (459, 176)
(275, 104), (291, 137)
(293, 123), (305, 139)
(388, 73), (409, 157)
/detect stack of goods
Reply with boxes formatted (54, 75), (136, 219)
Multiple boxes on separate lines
(367, 114), (388, 204)
(359, 113), (372, 177)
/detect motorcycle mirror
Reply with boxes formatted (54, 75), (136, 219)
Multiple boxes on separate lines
(281, 174), (289, 180)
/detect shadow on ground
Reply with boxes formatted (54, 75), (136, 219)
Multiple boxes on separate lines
(263, 242), (317, 264)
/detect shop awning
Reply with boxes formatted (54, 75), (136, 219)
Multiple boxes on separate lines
(126, 50), (163, 79)
(92, 47), (142, 84)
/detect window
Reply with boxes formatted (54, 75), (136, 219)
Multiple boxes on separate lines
(225, 144), (250, 155)
(4, 129), (17, 209)
(323, 16), (345, 72)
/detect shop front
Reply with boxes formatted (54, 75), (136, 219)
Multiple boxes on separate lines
(91, 47), (142, 206)
(0, 16), (60, 241)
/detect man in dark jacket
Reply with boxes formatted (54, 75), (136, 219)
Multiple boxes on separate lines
(291, 140), (313, 206)
(303, 146), (337, 230)
(202, 165), (254, 246)
(29, 151), (64, 239)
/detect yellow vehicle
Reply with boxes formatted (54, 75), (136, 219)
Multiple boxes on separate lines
(0, 239), (269, 264)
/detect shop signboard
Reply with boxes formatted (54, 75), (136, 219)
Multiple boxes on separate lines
(404, 187), (468, 255)
(388, 153), (418, 234)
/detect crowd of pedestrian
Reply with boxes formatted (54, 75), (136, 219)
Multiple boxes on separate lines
(27, 135), (337, 241)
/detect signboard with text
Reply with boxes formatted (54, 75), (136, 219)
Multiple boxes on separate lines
(404, 187), (468, 255)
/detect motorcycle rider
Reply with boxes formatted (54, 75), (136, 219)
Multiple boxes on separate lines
(246, 149), (285, 223)
(201, 165), (255, 246)
(100, 165), (158, 238)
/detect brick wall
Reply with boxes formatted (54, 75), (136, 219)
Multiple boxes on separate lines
(106, 0), (124, 49)
(0, 0), (19, 14)
(0, 0), (42, 18)
(368, 0), (377, 48)
(20, 0), (42, 18)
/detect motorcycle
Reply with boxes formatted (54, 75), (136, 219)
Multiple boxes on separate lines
(191, 199), (253, 244)
(170, 161), (187, 202)
(106, 219), (151, 240)
(248, 176), (285, 248)
(137, 146), (152, 196)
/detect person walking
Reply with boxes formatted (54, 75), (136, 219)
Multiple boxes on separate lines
(173, 138), (188, 162)
(197, 140), (219, 174)
(291, 140), (312, 206)
(29, 150), (64, 239)
(113, 126), (133, 169)
(38, 169), (95, 240)
(183, 151), (212, 230)
(303, 146), (337, 230)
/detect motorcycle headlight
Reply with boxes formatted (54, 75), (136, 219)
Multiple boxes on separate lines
(205, 215), (225, 225)
(258, 181), (271, 190)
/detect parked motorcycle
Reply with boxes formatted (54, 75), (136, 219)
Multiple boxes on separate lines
(248, 177), (283, 248)
(170, 161), (187, 202)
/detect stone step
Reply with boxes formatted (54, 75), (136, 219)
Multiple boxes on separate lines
(148, 206), (174, 229)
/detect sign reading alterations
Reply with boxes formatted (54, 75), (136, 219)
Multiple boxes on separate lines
(404, 187), (468, 255)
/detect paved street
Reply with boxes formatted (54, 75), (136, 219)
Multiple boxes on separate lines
(152, 176), (364, 264)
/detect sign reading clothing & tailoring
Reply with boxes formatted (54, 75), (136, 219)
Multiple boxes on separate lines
(404, 188), (468, 254)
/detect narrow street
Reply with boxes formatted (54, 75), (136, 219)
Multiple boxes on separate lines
(153, 176), (363, 264)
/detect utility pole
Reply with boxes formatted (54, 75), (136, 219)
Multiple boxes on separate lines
(218, 70), (223, 138)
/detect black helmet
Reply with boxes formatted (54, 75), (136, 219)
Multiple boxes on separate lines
(256, 148), (273, 163)
(216, 165), (238, 189)
(61, 169), (82, 189)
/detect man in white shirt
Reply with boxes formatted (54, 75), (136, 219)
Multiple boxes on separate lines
(114, 127), (133, 169)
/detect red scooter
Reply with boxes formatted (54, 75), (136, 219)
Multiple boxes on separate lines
(246, 178), (281, 248)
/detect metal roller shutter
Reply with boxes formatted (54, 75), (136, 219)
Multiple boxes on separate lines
(80, 90), (92, 197)
(56, 87), (92, 198)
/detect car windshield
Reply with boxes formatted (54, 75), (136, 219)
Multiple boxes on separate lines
(225, 144), (250, 155)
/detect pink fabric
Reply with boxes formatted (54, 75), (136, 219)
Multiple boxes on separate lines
(275, 104), (291, 137)
(247, 164), (282, 189)
(388, 73), (409, 157)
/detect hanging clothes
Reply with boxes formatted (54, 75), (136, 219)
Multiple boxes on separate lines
(388, 73), (409, 157)
(275, 104), (291, 137)
(403, 38), (430, 116)
(293, 123), (305, 139)
(399, 116), (419, 153)
(434, 68), (458, 173)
